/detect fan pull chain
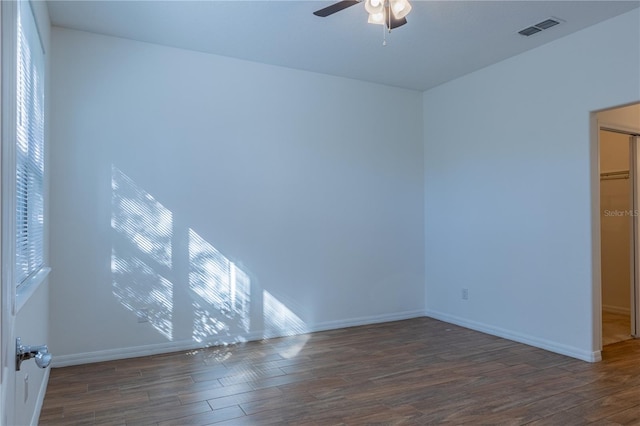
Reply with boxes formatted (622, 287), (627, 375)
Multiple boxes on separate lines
(383, 20), (387, 46)
(382, 2), (389, 46)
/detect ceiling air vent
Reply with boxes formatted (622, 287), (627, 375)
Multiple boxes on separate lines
(518, 18), (561, 36)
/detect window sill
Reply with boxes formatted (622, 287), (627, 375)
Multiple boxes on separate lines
(16, 266), (51, 314)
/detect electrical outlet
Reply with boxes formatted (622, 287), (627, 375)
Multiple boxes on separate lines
(462, 288), (469, 300)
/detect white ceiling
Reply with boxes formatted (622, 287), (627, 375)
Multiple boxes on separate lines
(47, 1), (639, 91)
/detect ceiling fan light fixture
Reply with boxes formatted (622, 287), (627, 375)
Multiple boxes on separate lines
(365, 0), (384, 15)
(391, 0), (404, 13)
(312, 0), (410, 44)
(368, 11), (385, 25)
(390, 0), (411, 19)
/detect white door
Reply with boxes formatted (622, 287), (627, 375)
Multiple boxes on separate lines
(0, 0), (4, 416)
(1, 1), (17, 421)
(2, 1), (51, 423)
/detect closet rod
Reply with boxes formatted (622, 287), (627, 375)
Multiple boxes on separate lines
(600, 170), (629, 180)
(600, 170), (629, 177)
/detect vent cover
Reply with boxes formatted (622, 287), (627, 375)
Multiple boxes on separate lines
(518, 18), (561, 36)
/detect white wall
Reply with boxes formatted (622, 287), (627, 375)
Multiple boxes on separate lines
(49, 28), (424, 364)
(423, 9), (640, 361)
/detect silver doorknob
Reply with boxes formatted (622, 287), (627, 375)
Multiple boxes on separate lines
(16, 338), (52, 371)
(34, 351), (52, 368)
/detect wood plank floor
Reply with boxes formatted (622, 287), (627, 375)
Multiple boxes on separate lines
(40, 318), (640, 425)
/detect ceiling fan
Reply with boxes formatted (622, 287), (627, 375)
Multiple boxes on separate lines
(313, 0), (412, 30)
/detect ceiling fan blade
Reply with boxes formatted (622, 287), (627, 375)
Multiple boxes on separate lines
(313, 1), (359, 17)
(386, 15), (407, 30)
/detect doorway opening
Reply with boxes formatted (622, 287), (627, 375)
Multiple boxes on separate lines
(597, 103), (640, 348)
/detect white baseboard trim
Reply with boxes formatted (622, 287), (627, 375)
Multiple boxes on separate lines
(52, 309), (425, 367)
(32, 367), (50, 426)
(602, 305), (631, 315)
(425, 309), (601, 363)
(309, 309), (425, 334)
(52, 339), (219, 367)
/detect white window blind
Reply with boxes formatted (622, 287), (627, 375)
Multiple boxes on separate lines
(15, 1), (45, 287)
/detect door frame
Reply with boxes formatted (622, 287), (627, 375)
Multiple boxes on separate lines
(631, 132), (640, 338)
(598, 122), (640, 346)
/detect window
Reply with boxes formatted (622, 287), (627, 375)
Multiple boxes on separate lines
(15, 1), (45, 288)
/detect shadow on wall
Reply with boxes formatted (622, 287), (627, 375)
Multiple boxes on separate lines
(110, 166), (307, 347)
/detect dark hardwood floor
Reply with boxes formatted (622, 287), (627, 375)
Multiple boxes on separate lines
(40, 317), (640, 425)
